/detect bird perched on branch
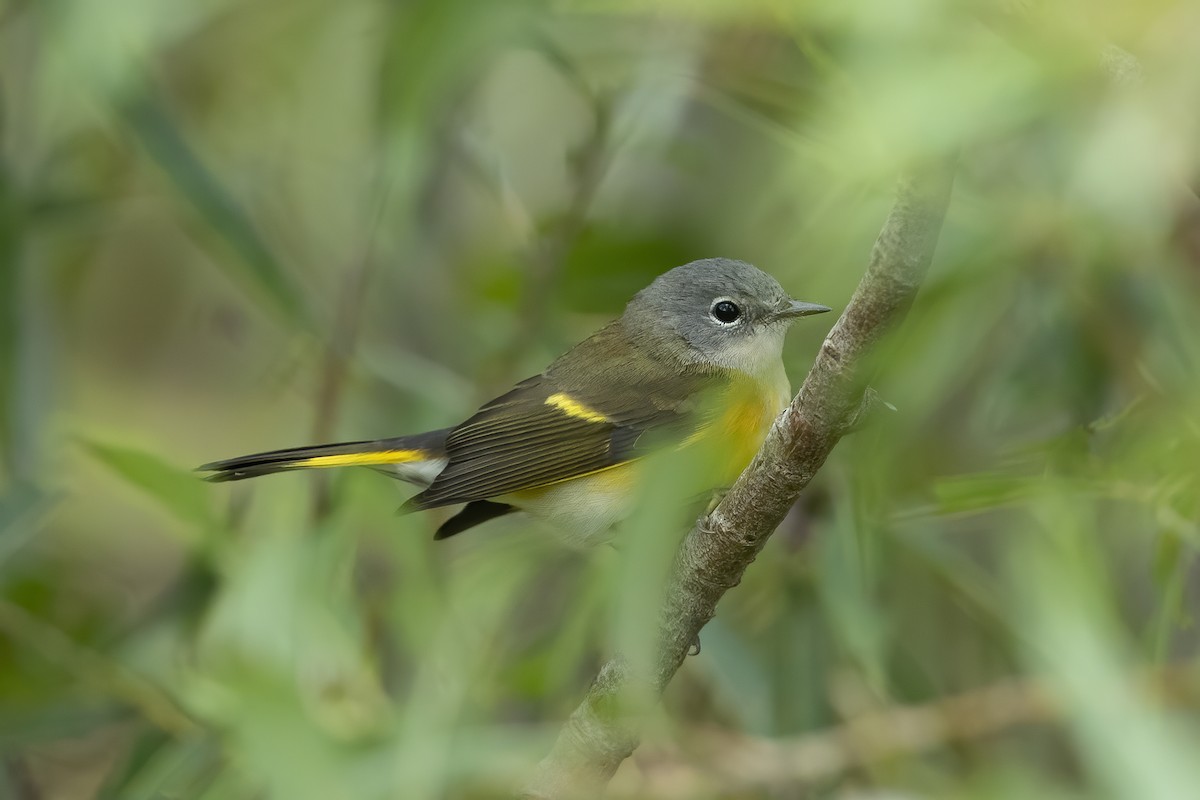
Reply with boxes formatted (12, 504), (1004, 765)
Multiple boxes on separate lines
(201, 258), (831, 546)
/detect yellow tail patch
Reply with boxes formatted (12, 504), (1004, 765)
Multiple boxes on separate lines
(294, 449), (427, 469)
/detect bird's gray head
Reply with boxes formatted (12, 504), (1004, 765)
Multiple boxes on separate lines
(622, 258), (831, 376)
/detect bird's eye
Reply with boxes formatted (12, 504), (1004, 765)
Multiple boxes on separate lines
(711, 300), (741, 324)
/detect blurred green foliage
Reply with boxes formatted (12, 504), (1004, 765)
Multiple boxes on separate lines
(2, 0), (1199, 797)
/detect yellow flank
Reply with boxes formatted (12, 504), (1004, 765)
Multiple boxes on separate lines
(720, 395), (777, 473)
(294, 449), (426, 469)
(511, 459), (637, 500)
(683, 384), (781, 484)
(545, 392), (608, 424)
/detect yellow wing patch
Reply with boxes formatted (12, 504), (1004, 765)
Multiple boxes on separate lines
(295, 449), (427, 469)
(545, 392), (608, 424)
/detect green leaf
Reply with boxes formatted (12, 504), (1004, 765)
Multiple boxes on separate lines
(0, 484), (56, 571)
(0, 700), (127, 750)
(932, 471), (1047, 516)
(83, 438), (217, 544)
(1148, 533), (1193, 662)
(119, 87), (308, 327)
(100, 733), (222, 800)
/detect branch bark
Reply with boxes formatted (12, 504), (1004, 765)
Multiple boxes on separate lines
(521, 159), (958, 799)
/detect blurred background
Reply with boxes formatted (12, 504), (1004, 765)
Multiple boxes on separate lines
(3, 0), (1200, 797)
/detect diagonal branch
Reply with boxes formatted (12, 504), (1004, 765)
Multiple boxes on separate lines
(521, 159), (958, 799)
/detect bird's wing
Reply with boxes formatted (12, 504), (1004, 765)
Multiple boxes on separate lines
(404, 365), (724, 511)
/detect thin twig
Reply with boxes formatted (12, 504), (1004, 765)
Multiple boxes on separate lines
(607, 664), (1200, 798)
(521, 161), (957, 798)
(309, 177), (395, 519)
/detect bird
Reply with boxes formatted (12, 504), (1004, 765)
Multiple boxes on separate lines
(200, 258), (831, 546)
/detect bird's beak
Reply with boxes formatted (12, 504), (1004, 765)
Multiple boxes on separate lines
(773, 299), (832, 321)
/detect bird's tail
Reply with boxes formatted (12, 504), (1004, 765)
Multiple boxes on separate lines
(199, 428), (451, 485)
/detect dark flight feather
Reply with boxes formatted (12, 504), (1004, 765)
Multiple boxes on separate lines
(434, 501), (516, 539)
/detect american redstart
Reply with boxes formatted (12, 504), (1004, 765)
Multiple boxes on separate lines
(201, 258), (831, 545)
